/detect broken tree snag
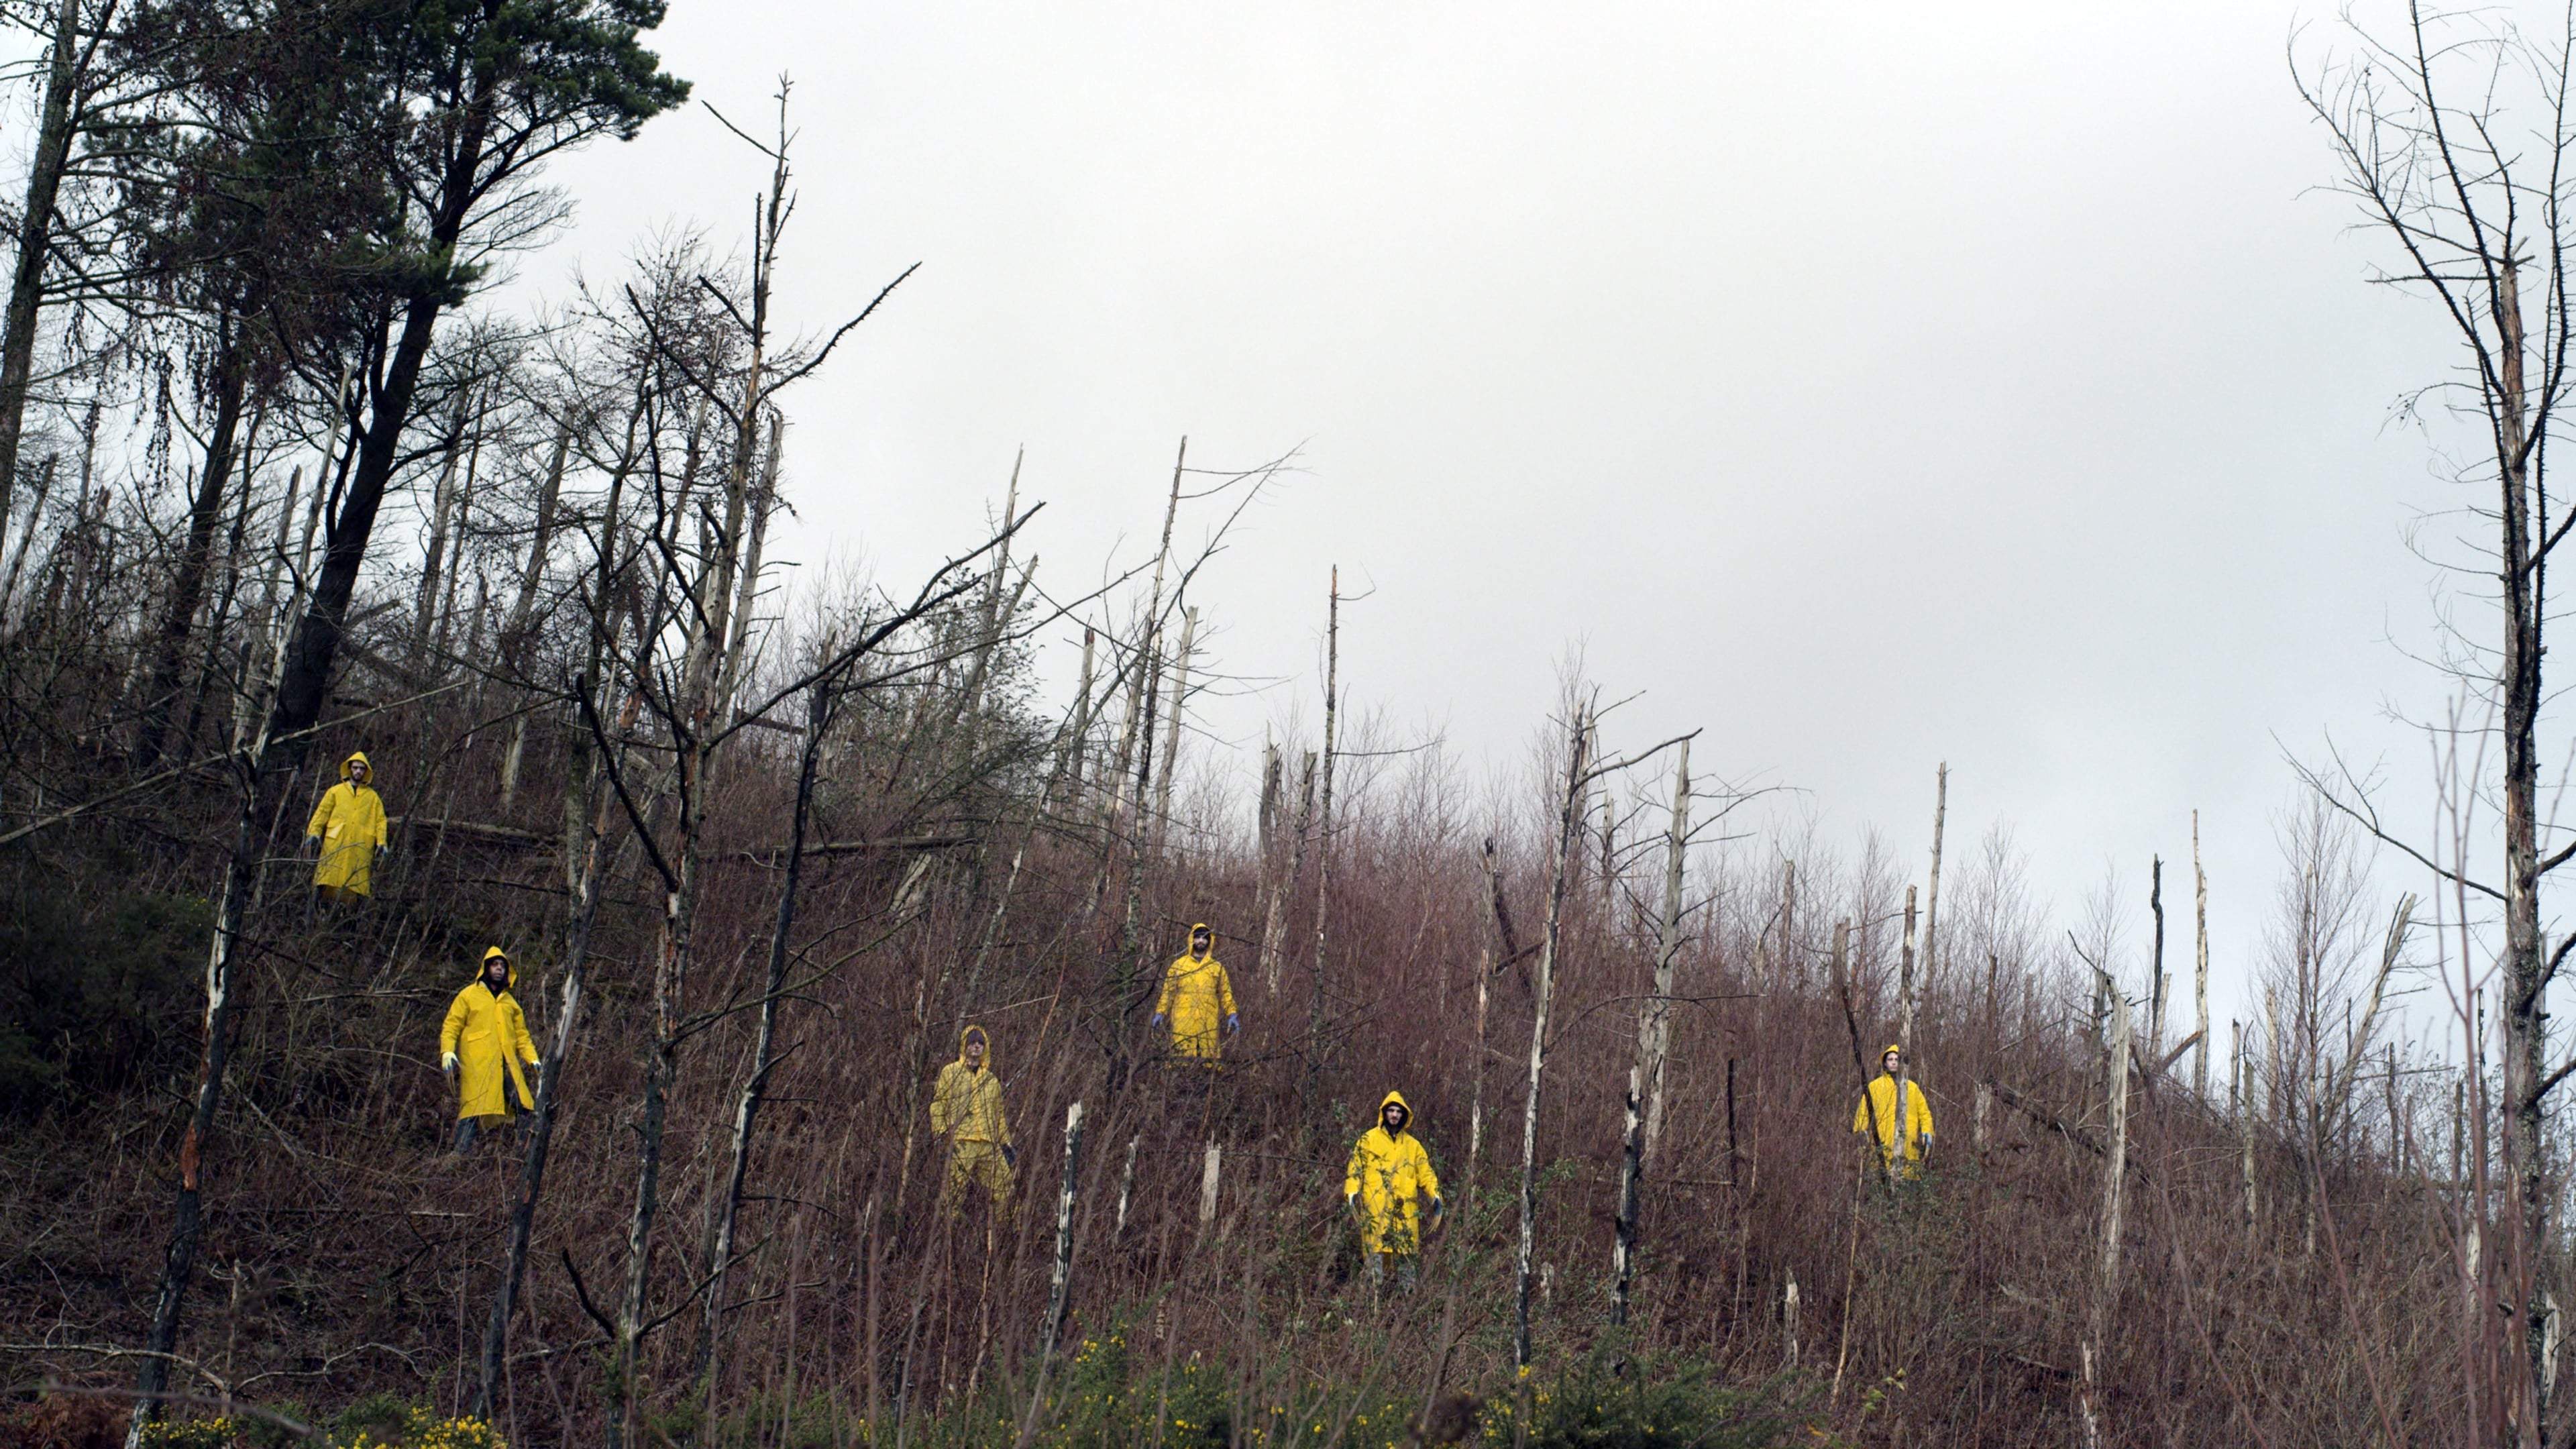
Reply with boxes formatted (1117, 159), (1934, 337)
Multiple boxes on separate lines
(2080, 983), (2131, 1449)
(1610, 737), (1692, 1334)
(1923, 762), (1947, 994)
(1018, 1099), (1087, 1449)
(1466, 835), (1506, 1198)
(1151, 604), (1195, 857)
(2235, 1022), (2257, 1236)
(1898, 883), (1918, 1053)
(2149, 857), (2166, 1059)
(1309, 566), (1341, 1067)
(2194, 811), (2210, 1099)
(1258, 753), (1317, 994)
(1515, 704), (1591, 1372)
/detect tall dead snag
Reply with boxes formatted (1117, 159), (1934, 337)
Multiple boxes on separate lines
(1017, 1100), (1086, 1449)
(1110, 441), (1187, 1020)
(473, 684), (636, 1419)
(1465, 835), (1507, 1196)
(1897, 885), (1918, 1052)
(2149, 857), (2167, 1059)
(1150, 604), (1195, 855)
(2298, 14), (2576, 1434)
(1609, 739), (1691, 1335)
(1309, 567), (1341, 1067)
(592, 92), (916, 1449)
(2194, 812), (2211, 1099)
(1515, 706), (1591, 1371)
(2080, 981), (2131, 1449)
(1258, 753), (1316, 994)
(1922, 762), (1947, 996)
(696, 646), (847, 1408)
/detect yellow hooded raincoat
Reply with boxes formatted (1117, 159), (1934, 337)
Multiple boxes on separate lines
(931, 1025), (1012, 1210)
(441, 948), (539, 1123)
(1854, 1045), (1935, 1168)
(1345, 1091), (1442, 1255)
(306, 751), (388, 895)
(1155, 925), (1237, 1062)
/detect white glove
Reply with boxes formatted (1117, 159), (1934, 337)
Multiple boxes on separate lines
(441, 1053), (458, 1073)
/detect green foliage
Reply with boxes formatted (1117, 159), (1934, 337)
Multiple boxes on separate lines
(138, 1404), (502, 1448)
(886, 1326), (1816, 1449)
(679, 1390), (864, 1449)
(1479, 1354), (1819, 1449)
(0, 879), (208, 1112)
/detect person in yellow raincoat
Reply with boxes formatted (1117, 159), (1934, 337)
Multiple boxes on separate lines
(305, 751), (388, 900)
(1150, 923), (1238, 1065)
(1344, 1090), (1443, 1291)
(1854, 1044), (1935, 1176)
(440, 947), (541, 1155)
(930, 1024), (1014, 1218)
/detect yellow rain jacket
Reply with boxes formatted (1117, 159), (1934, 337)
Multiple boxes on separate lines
(306, 751), (388, 895)
(930, 1026), (1010, 1145)
(1154, 926), (1237, 1061)
(1344, 1091), (1442, 1255)
(1854, 1046), (1934, 1166)
(932, 1026), (1012, 1212)
(441, 948), (539, 1123)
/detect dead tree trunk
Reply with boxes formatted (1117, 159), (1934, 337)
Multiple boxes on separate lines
(604, 112), (796, 1449)
(472, 687), (635, 1419)
(2150, 856), (2167, 1060)
(1466, 835), (1507, 1199)
(1308, 568), (1340, 1068)
(1609, 739), (1690, 1334)
(2080, 981), (2131, 1449)
(0, 0), (84, 539)
(1258, 754), (1316, 994)
(696, 655), (838, 1407)
(1017, 1100), (1086, 1449)
(1515, 706), (1591, 1371)
(2194, 811), (2210, 1099)
(1150, 604), (1195, 856)
(1897, 884), (1918, 1052)
(1922, 762), (1947, 993)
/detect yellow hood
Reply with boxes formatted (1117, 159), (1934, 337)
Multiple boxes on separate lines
(957, 1024), (994, 1070)
(1880, 1044), (1903, 1069)
(476, 945), (517, 991)
(1379, 1089), (1414, 1133)
(1187, 922), (1214, 959)
(340, 751), (372, 782)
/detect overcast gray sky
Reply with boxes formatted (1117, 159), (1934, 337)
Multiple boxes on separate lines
(517, 1), (2529, 1036)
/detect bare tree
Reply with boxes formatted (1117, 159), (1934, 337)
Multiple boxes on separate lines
(2298, 10), (2576, 1436)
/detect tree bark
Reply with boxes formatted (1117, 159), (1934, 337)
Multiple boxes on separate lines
(1921, 762), (1946, 993)
(1515, 705), (1591, 1371)
(1609, 739), (1690, 1334)
(134, 331), (250, 768)
(1309, 569), (1340, 1067)
(2194, 811), (2210, 1100)
(0, 0), (85, 539)
(1258, 754), (1315, 995)
(696, 659), (833, 1407)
